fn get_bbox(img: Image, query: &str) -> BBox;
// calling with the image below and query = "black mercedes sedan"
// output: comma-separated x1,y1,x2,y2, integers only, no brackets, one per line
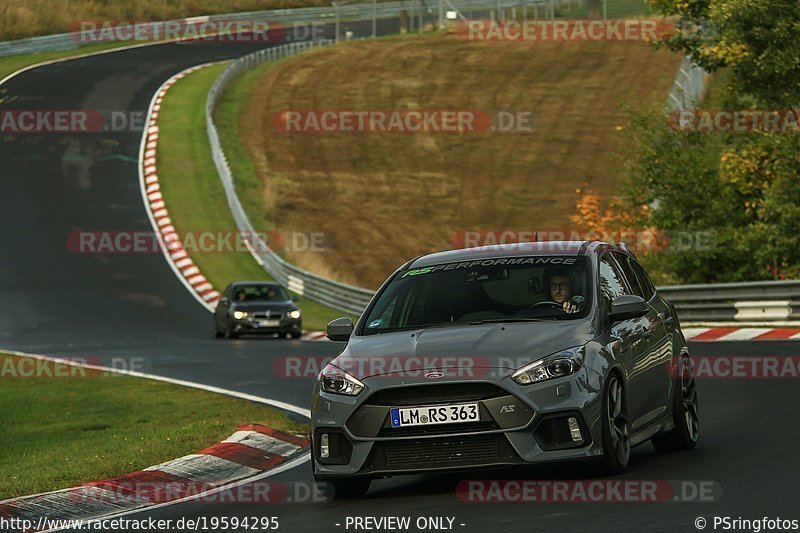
214,281,302,339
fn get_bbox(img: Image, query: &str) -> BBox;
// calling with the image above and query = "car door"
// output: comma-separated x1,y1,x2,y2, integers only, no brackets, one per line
611,253,671,430
628,258,675,412
599,253,653,429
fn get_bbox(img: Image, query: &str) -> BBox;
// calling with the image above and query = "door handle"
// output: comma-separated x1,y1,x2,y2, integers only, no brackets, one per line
642,329,653,339
664,317,674,327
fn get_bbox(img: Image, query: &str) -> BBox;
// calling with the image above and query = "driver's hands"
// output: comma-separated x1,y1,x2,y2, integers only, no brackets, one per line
562,296,584,314
562,301,578,314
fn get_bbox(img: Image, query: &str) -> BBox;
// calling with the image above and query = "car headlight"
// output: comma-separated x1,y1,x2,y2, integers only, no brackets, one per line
288,310,301,319
319,363,364,396
233,311,247,320
510,346,585,385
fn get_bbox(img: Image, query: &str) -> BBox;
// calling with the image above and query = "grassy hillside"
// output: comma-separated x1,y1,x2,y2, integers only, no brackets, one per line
226,34,682,288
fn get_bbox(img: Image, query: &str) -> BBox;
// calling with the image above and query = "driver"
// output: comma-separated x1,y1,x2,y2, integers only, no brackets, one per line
235,289,247,302
544,266,582,314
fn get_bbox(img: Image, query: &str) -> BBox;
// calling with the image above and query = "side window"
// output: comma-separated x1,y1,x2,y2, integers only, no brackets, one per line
598,256,627,305
612,253,644,298
630,260,656,301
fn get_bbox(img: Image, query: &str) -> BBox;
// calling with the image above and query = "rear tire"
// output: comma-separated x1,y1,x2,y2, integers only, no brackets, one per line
596,373,630,475
652,355,699,452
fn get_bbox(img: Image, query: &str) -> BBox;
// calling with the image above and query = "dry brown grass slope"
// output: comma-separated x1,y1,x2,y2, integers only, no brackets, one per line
236,35,681,289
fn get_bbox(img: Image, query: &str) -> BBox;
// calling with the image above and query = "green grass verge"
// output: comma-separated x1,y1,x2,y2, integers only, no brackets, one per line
155,63,352,332
0,354,306,499
0,42,153,82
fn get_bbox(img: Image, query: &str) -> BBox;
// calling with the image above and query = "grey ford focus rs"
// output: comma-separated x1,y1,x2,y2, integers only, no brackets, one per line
311,241,699,497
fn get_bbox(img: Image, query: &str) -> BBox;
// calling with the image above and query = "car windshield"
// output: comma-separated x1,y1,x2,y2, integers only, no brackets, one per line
362,256,591,335
232,285,289,302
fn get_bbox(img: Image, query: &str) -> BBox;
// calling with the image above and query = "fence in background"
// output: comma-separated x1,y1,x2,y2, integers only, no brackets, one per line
665,55,708,110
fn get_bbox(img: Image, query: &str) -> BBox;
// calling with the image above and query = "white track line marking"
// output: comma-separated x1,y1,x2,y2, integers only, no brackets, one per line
0,348,310,417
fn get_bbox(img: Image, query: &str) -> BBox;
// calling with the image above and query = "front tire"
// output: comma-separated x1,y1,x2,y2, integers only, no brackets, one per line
223,320,238,340
652,355,699,452
597,373,630,475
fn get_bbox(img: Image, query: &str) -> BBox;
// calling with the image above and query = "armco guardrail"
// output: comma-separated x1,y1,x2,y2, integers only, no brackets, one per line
206,39,375,316
658,280,800,322
1,0,560,58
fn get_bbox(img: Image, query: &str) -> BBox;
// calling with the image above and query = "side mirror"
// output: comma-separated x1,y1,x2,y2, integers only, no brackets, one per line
292,295,301,302
326,317,354,342
219,297,229,305
608,295,648,323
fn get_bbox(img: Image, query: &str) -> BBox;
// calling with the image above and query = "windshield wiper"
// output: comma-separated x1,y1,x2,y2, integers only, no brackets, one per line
467,318,556,325
376,322,458,334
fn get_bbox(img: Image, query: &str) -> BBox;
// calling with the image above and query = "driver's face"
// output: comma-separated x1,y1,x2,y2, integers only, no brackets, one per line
549,275,571,303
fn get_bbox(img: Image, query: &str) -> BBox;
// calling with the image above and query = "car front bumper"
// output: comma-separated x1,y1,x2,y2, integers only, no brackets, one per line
232,317,302,334
311,367,606,478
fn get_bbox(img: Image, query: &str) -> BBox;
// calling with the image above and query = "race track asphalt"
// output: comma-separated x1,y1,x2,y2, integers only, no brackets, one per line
1,24,798,533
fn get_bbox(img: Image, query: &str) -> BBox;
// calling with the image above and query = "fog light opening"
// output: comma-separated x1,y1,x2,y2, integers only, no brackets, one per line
320,433,330,458
567,416,583,442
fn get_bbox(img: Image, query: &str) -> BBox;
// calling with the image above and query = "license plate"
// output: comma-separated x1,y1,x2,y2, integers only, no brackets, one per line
390,402,480,428
258,319,280,327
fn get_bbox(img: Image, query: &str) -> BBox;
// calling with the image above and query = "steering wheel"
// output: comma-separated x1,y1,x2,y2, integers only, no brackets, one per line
527,300,564,311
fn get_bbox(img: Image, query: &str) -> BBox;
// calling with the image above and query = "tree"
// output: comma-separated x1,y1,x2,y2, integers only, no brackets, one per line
650,0,800,106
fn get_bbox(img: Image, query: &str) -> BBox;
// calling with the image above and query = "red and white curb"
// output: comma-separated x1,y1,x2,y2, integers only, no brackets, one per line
139,66,330,342
0,424,307,532
139,64,222,311
684,327,800,342
300,331,328,341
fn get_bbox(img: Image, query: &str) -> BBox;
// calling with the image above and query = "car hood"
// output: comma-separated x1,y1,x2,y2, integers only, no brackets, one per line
332,320,596,380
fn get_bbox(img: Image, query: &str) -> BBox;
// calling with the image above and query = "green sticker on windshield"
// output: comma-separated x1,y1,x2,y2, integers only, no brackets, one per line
401,267,434,278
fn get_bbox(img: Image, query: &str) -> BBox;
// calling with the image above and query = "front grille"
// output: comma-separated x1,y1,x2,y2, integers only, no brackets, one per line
364,383,507,407
378,421,499,437
251,311,282,319
383,435,500,467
